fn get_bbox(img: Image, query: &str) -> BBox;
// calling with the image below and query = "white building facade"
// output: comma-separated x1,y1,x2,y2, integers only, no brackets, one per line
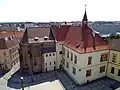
59,45,109,85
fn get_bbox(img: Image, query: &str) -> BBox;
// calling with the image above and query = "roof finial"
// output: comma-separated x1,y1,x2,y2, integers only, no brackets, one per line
85,4,87,11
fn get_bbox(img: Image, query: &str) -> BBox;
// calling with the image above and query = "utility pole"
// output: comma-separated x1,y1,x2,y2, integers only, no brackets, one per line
21,77,24,90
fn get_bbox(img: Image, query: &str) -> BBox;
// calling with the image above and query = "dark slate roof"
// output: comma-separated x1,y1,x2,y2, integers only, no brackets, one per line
109,39,120,51
21,27,55,43
43,47,56,53
91,24,120,34
27,27,50,38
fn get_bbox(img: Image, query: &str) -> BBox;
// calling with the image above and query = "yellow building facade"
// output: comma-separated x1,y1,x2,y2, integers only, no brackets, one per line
107,50,120,81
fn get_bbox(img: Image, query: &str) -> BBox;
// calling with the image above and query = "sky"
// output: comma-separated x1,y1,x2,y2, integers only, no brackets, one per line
0,0,120,22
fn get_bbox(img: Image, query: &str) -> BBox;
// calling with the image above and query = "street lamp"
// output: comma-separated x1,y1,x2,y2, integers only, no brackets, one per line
21,77,24,90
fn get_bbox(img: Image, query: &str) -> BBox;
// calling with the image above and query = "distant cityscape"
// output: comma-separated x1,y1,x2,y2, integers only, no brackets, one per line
1,21,120,35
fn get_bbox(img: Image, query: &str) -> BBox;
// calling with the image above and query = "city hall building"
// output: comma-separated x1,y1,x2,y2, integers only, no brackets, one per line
20,10,111,85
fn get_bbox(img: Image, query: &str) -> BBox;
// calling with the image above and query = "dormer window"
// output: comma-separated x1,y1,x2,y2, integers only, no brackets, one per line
44,36,48,40
34,37,39,41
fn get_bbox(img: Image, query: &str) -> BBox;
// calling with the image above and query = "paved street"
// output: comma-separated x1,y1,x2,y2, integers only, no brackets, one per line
8,70,120,90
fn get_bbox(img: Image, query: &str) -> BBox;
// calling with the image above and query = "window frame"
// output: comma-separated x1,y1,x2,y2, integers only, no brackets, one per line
88,56,92,65
111,67,115,74
72,67,76,75
71,52,73,61
67,50,69,58
100,65,105,73
112,53,117,63
118,69,120,76
100,53,108,62
66,61,69,68
74,55,77,64
86,69,91,77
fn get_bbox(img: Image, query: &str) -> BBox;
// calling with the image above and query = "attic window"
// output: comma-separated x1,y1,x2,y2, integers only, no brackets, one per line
76,43,80,48
34,37,39,41
44,36,48,40
67,40,71,44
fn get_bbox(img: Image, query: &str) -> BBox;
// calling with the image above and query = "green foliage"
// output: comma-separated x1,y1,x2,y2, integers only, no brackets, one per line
103,34,120,41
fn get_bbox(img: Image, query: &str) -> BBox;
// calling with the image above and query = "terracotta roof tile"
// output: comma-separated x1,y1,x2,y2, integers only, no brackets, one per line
0,31,24,37
63,25,108,53
55,25,70,41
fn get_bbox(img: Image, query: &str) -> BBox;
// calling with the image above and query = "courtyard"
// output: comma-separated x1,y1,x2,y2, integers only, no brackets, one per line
8,70,120,90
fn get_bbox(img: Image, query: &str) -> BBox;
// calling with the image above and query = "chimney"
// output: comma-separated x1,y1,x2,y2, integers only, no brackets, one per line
92,31,96,50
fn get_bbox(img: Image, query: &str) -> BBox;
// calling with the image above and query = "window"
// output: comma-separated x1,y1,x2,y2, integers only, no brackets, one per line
28,51,30,54
112,53,117,63
67,50,69,58
118,69,120,76
53,53,55,56
88,56,92,65
45,63,47,66
71,52,73,61
111,67,115,74
50,62,51,65
46,54,48,57
100,53,108,62
63,47,65,55
62,58,65,65
14,61,16,65
59,51,62,55
74,55,77,64
49,54,51,56
72,67,76,75
54,61,56,64
86,69,91,77
100,66,105,73
34,59,37,66
66,61,69,68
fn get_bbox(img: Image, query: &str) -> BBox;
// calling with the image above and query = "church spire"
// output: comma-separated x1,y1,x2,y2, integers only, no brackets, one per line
82,5,88,23
82,5,88,53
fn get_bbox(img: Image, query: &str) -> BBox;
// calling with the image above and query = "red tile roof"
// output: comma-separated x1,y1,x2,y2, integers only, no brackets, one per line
0,31,24,38
55,25,70,41
64,25,109,53
0,38,19,49
54,24,109,53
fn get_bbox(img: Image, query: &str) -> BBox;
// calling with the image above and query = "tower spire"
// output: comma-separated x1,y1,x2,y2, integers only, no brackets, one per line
82,4,88,53
82,4,88,22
